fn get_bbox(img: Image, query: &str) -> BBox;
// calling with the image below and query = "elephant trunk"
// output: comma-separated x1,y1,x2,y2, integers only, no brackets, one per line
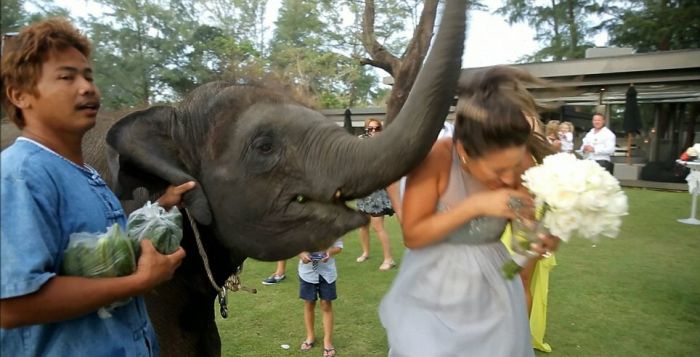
331,0,466,198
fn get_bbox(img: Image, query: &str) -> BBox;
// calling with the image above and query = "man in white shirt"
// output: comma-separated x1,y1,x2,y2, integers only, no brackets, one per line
581,113,616,174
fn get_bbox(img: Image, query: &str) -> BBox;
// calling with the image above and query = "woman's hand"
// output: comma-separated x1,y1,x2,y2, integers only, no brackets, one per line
529,234,561,258
156,181,196,210
471,189,534,220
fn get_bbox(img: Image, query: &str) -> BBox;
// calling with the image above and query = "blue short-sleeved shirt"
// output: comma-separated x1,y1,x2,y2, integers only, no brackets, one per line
298,239,343,284
1,138,158,356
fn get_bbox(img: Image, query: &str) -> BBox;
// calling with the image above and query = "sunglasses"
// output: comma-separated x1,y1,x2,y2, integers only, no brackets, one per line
366,126,382,133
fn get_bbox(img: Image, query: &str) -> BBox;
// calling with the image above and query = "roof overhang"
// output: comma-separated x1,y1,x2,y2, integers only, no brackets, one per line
459,49,700,106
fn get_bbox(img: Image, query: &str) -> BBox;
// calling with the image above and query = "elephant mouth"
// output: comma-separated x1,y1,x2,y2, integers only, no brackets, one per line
287,189,369,232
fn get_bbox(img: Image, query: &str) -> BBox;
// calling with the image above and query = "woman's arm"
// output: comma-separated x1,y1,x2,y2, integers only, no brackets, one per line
402,141,533,249
386,180,402,222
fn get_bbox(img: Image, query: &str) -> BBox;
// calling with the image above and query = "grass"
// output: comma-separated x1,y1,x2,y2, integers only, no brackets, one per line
217,188,700,356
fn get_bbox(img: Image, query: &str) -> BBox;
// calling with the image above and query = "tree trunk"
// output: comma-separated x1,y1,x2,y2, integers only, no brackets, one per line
360,0,440,125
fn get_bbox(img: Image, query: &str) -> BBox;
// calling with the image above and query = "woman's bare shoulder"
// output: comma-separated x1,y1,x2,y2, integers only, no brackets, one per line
430,138,453,164
413,137,452,176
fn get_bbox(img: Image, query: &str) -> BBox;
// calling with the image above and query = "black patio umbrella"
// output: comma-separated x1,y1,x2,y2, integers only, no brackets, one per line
623,84,643,163
343,108,353,134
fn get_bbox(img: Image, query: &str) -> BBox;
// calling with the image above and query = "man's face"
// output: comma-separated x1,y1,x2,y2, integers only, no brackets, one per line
592,115,605,130
17,47,101,136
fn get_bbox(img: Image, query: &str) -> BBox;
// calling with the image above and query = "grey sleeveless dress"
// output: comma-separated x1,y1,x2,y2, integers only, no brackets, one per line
379,149,534,357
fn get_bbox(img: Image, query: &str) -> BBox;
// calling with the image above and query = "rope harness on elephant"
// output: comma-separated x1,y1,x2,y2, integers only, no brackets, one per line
184,209,256,319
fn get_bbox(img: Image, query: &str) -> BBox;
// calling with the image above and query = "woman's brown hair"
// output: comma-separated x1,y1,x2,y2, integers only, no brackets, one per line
364,118,383,129
453,65,552,159
1,17,91,128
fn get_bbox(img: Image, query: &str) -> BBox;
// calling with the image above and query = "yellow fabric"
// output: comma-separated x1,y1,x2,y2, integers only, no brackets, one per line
501,224,557,352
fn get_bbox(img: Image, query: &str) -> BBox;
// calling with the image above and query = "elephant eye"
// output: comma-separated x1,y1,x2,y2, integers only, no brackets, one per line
246,134,280,173
252,136,274,155
259,143,272,153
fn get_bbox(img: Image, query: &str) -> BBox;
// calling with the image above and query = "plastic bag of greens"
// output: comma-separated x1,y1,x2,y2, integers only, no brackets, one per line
61,223,137,318
127,201,183,255
61,223,137,278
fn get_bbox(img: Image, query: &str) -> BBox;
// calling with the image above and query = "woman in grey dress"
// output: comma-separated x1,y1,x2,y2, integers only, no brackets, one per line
379,66,560,357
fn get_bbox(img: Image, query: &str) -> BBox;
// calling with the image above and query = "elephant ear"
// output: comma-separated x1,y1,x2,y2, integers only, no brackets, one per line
106,106,212,225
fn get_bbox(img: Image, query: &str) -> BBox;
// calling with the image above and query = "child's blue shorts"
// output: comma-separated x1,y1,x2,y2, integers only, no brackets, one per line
299,275,337,301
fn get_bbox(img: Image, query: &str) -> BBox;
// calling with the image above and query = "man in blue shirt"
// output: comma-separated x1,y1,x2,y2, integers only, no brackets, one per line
1,18,192,356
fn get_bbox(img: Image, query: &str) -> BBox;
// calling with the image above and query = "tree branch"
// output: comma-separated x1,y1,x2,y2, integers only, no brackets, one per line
402,0,439,62
358,57,393,76
361,0,399,73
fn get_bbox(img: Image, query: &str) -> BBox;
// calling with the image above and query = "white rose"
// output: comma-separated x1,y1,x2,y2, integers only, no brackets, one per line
547,188,579,210
606,191,629,217
599,216,622,238
579,189,609,211
543,211,579,242
576,211,605,239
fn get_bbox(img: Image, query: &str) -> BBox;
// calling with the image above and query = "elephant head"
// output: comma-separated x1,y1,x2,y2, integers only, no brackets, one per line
107,0,467,261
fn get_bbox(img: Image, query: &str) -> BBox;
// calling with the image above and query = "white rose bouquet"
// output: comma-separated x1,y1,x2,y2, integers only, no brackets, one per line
502,153,629,279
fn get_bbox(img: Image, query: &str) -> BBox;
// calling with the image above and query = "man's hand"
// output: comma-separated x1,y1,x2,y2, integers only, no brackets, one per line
156,181,196,210
134,239,185,290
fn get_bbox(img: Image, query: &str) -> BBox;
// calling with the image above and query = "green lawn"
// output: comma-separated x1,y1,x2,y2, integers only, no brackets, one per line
217,188,700,356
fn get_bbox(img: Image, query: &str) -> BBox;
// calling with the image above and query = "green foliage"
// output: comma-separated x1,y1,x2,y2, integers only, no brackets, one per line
267,0,380,108
217,188,700,356
602,0,700,52
85,0,195,108
496,0,604,61
1,0,69,34
1,0,28,34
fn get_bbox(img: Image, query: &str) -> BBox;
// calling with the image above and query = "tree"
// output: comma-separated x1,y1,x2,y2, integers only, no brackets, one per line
194,0,269,80
496,0,604,62
357,0,440,123
602,0,700,52
602,1,699,158
1,0,69,35
196,0,268,55
85,0,200,108
267,0,379,108
2,0,28,34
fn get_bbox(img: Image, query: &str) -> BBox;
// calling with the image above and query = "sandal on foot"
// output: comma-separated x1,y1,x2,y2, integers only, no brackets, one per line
379,260,396,271
300,340,314,352
356,255,369,263
323,347,336,357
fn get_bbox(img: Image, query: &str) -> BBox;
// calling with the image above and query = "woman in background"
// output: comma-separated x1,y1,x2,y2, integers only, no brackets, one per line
355,118,396,271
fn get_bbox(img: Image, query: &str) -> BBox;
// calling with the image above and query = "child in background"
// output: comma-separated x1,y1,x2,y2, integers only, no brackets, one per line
558,121,574,153
298,239,343,357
